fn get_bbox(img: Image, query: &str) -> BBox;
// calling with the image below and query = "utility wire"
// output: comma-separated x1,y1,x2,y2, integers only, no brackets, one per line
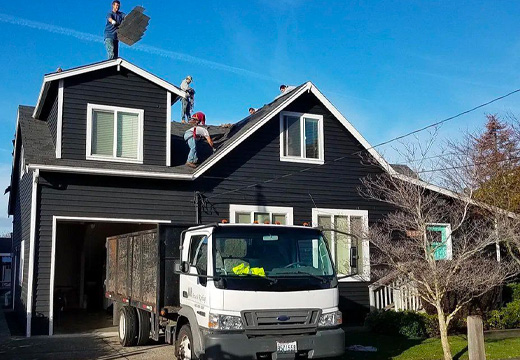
416,155,520,174
204,87,520,200
355,87,520,154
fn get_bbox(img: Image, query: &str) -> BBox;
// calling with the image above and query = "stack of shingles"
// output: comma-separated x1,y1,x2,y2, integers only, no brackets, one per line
118,6,150,46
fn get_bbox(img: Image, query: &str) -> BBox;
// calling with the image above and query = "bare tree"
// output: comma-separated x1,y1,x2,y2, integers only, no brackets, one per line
360,140,520,360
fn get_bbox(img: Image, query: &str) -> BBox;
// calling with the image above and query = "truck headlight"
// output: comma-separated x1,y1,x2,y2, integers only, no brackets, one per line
318,310,342,327
208,313,244,330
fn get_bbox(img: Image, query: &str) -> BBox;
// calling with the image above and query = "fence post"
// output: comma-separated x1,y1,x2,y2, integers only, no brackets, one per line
368,286,376,311
467,315,486,360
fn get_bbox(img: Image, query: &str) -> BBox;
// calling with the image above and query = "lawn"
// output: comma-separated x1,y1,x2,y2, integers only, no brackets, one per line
343,330,520,360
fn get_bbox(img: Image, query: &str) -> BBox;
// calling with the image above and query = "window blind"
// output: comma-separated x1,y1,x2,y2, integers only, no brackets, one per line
117,112,139,159
92,110,114,156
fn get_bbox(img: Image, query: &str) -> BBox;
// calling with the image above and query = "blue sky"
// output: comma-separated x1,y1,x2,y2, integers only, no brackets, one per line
0,1,519,234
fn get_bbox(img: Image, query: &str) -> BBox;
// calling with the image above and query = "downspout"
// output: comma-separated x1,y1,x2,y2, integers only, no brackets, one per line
194,191,201,225
26,169,39,337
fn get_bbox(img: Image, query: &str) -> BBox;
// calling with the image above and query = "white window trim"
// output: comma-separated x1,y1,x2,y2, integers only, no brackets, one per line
229,204,294,225
86,103,144,164
312,208,370,282
19,241,24,286
279,111,324,164
427,223,453,260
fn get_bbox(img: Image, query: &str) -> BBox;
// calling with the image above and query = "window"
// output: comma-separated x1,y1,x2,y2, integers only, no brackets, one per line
426,224,452,260
19,242,24,286
189,235,208,286
312,208,369,280
229,205,293,225
280,111,324,164
86,103,144,163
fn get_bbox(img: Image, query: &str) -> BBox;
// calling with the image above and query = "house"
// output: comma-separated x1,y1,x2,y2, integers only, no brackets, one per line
9,58,454,337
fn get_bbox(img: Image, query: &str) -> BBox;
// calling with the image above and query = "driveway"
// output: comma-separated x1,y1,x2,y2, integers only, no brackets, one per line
0,331,175,360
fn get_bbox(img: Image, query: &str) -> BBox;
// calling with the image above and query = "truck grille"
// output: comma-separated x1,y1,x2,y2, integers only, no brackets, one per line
241,309,320,336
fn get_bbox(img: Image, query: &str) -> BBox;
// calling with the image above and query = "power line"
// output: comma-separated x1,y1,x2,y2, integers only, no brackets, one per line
357,87,520,154
416,155,520,174
204,87,520,200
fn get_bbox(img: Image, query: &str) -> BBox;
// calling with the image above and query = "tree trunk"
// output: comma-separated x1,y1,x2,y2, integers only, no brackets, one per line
437,308,453,360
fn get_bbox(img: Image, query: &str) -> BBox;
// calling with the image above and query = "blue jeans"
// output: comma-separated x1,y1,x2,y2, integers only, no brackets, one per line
181,98,192,122
184,134,198,163
105,38,119,59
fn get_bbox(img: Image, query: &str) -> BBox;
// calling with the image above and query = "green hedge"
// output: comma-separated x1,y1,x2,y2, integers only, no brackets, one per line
486,283,520,330
364,310,465,339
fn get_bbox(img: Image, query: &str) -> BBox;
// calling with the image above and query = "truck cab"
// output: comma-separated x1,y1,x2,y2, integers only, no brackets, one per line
176,224,345,359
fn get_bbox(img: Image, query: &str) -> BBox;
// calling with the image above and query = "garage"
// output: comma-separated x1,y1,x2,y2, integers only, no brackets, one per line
51,219,157,334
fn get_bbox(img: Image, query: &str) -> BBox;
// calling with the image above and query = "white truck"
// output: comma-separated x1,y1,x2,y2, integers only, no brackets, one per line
105,223,345,359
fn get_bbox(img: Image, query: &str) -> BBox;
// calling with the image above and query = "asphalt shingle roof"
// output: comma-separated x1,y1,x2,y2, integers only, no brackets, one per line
18,83,306,176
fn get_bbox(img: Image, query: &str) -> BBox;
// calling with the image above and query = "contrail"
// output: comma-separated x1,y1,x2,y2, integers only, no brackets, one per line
0,13,276,81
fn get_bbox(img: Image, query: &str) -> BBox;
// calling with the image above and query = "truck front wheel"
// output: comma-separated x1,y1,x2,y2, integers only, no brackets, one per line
176,324,197,360
119,306,138,347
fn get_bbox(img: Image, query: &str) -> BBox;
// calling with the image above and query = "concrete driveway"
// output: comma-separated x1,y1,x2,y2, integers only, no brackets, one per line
0,331,175,360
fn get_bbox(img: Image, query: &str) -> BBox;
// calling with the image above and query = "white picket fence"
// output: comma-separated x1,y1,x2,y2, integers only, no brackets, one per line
368,274,422,312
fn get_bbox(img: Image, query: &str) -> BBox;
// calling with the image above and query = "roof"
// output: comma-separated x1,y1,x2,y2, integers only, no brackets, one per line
33,58,186,119
22,80,396,179
17,80,518,218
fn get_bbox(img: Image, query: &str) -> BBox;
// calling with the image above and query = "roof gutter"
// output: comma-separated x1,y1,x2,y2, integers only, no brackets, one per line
28,164,194,180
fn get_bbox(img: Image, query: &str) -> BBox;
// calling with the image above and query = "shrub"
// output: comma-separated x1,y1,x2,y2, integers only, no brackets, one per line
486,299,520,330
364,310,427,339
364,310,466,338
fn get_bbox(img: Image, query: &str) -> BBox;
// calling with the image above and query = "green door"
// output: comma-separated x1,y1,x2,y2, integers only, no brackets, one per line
427,225,448,260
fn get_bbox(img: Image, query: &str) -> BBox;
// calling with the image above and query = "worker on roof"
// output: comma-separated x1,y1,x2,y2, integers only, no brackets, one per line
248,107,256,115
104,0,126,59
184,112,215,168
275,84,296,99
180,75,194,123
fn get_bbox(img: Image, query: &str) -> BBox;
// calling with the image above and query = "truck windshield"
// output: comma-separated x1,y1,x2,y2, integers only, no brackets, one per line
213,226,335,289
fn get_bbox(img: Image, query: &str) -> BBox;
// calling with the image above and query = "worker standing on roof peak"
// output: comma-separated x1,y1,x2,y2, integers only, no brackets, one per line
180,75,194,123
184,112,215,168
104,0,126,59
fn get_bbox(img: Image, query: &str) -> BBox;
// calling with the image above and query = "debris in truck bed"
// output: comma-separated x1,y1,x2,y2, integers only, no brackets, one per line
117,6,150,46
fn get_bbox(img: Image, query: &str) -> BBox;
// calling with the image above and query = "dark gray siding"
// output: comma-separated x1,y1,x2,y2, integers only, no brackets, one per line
46,95,58,147
31,91,392,333
61,67,167,166
12,132,33,327
339,282,371,324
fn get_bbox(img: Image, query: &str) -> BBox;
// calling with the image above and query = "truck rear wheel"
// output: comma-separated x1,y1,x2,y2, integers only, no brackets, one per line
136,308,151,346
176,324,197,360
119,306,138,347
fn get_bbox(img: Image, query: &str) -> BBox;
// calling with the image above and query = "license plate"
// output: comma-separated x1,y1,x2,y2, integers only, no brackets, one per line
276,341,297,353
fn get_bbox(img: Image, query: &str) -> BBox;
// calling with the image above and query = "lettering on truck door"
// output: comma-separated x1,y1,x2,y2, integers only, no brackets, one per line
180,231,211,326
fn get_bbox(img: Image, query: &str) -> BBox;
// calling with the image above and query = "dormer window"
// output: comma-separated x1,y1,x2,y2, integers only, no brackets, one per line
86,103,144,163
280,111,324,164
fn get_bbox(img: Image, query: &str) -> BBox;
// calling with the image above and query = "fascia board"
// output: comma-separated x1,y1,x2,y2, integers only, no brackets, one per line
33,59,186,119
28,164,194,180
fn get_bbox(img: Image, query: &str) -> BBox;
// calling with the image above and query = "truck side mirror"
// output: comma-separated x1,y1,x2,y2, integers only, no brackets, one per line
181,261,190,273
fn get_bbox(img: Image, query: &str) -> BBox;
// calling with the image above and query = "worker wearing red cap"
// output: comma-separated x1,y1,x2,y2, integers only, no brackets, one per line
183,112,215,168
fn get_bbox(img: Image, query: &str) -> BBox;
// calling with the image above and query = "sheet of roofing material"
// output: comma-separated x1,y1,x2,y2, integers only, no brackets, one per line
118,6,150,46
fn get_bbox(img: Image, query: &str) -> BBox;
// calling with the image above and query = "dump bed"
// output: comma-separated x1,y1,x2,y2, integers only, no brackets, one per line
105,224,189,312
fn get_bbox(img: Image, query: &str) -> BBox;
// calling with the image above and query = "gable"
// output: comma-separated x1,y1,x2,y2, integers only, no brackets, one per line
204,90,385,184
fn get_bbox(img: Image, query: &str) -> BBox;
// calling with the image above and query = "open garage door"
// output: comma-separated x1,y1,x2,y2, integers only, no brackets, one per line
52,220,156,335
